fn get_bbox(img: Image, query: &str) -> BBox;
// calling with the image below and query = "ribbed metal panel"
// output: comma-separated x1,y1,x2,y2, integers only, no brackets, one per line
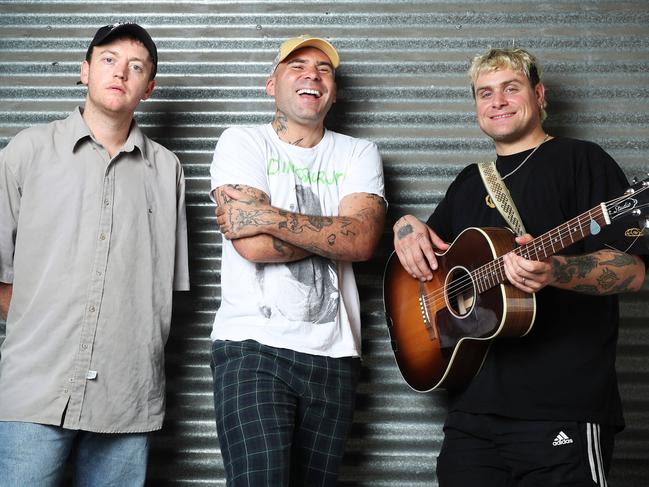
1,1,648,485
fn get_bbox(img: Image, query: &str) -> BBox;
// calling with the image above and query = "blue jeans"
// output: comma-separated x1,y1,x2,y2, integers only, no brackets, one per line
0,421,149,487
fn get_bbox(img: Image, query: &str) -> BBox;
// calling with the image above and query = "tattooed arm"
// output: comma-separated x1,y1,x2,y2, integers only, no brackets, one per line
215,185,386,262
549,250,645,295
503,234,646,295
213,185,312,263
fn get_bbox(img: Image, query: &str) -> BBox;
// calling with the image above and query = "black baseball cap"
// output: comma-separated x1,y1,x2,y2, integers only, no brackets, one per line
86,23,158,79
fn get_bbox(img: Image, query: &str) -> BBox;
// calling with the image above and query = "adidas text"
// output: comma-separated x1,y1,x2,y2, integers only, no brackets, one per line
552,431,574,447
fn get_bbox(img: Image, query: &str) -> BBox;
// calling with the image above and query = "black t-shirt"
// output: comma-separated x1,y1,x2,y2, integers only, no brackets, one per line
427,137,649,428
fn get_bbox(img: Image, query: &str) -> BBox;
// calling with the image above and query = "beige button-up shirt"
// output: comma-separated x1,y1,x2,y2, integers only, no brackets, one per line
0,108,189,433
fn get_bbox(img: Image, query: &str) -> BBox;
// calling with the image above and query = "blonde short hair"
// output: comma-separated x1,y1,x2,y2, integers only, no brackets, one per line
469,48,547,122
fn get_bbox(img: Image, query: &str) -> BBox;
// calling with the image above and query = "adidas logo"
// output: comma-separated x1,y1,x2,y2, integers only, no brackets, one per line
552,431,574,446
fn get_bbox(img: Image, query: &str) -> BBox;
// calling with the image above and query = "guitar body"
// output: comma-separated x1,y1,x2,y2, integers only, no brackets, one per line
383,227,536,392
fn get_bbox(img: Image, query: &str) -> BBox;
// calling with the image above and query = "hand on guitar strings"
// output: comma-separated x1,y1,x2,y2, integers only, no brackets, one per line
393,215,449,281
503,234,554,293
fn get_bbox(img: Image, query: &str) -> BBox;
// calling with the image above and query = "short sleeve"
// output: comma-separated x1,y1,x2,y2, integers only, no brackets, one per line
426,164,476,243
209,127,270,203
173,159,190,291
339,140,385,202
0,144,22,283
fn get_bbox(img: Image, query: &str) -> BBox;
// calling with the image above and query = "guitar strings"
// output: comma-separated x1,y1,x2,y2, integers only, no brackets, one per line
450,184,648,301
420,206,607,308
419,185,648,310
422,189,649,309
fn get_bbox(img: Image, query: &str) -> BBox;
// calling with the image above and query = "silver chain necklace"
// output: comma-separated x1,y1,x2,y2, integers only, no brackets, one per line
501,134,550,180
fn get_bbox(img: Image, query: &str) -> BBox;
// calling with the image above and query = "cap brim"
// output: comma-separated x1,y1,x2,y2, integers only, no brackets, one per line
278,38,340,68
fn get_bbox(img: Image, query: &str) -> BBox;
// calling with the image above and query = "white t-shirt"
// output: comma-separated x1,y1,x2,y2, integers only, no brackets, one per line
209,124,385,357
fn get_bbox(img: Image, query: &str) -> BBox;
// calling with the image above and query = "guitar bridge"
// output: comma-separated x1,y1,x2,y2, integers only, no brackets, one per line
419,282,437,342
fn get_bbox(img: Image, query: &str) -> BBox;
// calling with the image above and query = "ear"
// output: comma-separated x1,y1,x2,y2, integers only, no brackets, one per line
141,80,156,101
80,60,90,86
265,76,275,97
534,82,545,109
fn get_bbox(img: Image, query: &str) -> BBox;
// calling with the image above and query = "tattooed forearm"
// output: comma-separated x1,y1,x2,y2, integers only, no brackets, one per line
272,237,292,257
551,250,645,295
278,210,342,235
551,255,598,284
608,275,636,293
572,284,599,294
259,192,384,262
306,215,335,230
597,267,619,290
600,252,636,267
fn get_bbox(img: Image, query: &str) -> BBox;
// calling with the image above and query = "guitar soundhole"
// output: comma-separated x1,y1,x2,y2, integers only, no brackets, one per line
445,266,475,319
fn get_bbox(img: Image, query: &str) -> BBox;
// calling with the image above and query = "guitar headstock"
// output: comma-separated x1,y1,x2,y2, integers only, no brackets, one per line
606,175,649,224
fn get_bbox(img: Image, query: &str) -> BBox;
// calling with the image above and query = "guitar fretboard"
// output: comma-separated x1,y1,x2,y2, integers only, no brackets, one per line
474,204,608,294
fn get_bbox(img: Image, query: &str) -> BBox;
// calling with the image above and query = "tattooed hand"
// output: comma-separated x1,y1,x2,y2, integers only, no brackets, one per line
392,215,449,281
215,185,274,240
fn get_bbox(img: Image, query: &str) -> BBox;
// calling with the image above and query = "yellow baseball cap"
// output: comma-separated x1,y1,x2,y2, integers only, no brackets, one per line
271,35,340,72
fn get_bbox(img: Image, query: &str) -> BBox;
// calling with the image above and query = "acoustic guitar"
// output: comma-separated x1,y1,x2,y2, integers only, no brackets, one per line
383,176,649,392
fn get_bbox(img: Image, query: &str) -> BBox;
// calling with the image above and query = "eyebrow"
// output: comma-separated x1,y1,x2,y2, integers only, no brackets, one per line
96,48,146,63
475,78,524,93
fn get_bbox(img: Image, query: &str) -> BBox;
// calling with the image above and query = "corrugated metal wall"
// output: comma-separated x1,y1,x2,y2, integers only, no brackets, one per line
1,1,648,485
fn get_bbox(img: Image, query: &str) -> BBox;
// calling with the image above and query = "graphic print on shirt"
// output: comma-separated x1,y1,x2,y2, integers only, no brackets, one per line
255,184,339,324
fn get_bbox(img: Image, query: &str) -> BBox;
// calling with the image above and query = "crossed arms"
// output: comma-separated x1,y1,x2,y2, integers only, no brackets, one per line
213,184,386,263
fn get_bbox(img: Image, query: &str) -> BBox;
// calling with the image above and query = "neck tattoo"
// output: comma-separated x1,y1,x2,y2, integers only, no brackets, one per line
501,133,550,180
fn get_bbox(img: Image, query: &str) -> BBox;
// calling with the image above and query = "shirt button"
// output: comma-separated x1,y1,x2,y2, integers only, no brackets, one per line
63,388,68,393
89,306,95,313
81,343,88,350
68,377,74,383
99,233,106,240
96,271,102,277
104,199,110,206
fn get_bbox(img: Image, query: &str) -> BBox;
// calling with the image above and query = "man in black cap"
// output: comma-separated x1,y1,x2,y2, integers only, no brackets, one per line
0,23,189,486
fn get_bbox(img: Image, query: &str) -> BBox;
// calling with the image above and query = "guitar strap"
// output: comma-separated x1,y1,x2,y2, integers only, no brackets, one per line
478,161,527,236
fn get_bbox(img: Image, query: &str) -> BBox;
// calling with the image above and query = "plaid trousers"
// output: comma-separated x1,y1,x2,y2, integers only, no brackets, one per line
211,339,360,487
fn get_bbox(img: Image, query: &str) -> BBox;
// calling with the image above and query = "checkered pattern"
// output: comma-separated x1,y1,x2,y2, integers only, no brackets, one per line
211,340,360,487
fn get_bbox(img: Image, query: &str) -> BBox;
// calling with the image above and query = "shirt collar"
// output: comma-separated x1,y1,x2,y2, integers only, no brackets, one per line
69,107,150,166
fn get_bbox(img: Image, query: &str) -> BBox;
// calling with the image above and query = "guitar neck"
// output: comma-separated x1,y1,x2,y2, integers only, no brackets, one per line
474,203,610,293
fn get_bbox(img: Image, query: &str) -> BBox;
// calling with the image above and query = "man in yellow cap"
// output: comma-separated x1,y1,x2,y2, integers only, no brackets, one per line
209,35,386,486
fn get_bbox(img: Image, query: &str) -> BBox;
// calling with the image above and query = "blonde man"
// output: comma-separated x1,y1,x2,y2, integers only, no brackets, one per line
393,48,647,486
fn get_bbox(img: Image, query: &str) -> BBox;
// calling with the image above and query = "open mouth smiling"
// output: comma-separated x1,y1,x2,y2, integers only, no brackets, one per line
491,112,515,120
297,88,322,98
